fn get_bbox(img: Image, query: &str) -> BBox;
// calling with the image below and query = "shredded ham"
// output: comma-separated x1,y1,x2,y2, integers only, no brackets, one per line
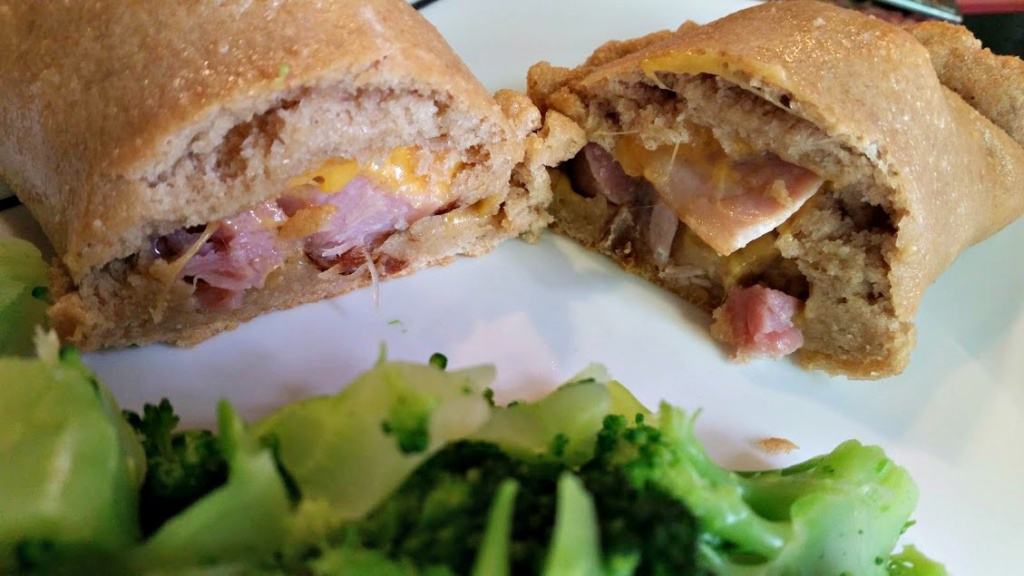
713,285,804,358
278,176,426,270
160,203,285,310
151,173,440,311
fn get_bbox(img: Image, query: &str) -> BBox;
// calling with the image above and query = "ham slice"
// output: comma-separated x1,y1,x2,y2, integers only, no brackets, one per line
712,285,804,358
643,146,823,256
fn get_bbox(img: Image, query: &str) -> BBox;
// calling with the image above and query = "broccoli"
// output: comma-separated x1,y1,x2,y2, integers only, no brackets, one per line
130,401,292,570
123,399,228,535
887,546,948,576
283,439,700,575
254,361,496,523
381,388,437,454
0,337,141,574
592,407,929,576
0,351,946,575
0,238,50,356
429,353,448,370
344,441,560,574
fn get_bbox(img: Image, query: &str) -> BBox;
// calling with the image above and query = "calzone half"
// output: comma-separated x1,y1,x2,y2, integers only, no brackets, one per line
529,0,1024,378
0,0,581,350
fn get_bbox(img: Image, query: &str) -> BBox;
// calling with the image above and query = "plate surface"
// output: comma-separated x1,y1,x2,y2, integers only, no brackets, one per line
2,1,1022,573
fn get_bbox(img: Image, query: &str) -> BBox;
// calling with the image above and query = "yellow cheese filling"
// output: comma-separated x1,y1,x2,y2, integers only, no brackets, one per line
640,51,789,89
288,146,460,199
613,133,751,197
566,132,787,287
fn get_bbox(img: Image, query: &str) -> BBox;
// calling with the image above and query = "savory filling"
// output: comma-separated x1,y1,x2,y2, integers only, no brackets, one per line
147,147,461,310
564,133,816,359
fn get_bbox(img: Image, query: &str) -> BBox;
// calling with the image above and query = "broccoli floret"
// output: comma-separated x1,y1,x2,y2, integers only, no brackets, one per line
578,451,702,575
887,546,948,576
0,238,50,356
300,439,699,576
350,442,559,574
380,388,437,455
593,406,923,576
428,353,448,371
124,399,228,535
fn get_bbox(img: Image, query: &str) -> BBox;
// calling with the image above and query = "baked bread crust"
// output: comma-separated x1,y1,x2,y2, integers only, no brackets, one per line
530,0,1024,377
909,21,1024,147
2,0,586,350
0,0,512,279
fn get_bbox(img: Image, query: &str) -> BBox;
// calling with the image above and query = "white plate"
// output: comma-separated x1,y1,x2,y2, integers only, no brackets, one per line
2,1,1022,573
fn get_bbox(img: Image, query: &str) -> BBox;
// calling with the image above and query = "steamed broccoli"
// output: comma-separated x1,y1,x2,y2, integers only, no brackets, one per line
130,401,292,570
592,407,924,576
0,346,946,576
0,238,49,356
123,400,228,535
887,546,948,576
0,337,141,574
283,437,700,575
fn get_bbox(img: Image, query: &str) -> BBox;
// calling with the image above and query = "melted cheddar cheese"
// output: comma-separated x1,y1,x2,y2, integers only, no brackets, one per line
288,147,454,199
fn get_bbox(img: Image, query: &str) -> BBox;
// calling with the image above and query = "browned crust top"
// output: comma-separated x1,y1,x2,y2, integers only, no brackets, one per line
0,0,498,176
0,0,509,274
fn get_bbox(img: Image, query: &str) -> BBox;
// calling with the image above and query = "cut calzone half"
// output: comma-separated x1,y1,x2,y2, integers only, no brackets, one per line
529,0,1024,378
0,0,581,350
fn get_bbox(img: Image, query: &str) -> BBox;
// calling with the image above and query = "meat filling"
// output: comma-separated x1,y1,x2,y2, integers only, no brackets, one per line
150,148,456,310
711,285,804,359
568,139,814,358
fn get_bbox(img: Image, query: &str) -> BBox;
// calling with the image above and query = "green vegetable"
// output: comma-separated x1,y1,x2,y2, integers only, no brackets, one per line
307,543,429,576
429,353,448,370
594,405,921,576
0,351,945,575
471,365,648,465
887,545,948,576
316,434,699,574
131,401,290,569
124,399,228,535
343,441,556,574
578,449,700,575
541,473,602,576
0,338,140,573
255,359,495,523
0,238,49,356
470,480,518,576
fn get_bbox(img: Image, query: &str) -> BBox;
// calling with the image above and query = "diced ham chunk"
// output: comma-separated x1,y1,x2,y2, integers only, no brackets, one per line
571,143,640,205
712,285,804,358
651,151,823,256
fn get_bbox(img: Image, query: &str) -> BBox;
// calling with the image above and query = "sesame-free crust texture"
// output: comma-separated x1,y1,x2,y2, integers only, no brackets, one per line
529,1,1024,378
0,0,584,350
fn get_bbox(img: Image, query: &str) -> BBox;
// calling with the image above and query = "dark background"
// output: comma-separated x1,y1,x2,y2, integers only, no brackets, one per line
967,14,1024,55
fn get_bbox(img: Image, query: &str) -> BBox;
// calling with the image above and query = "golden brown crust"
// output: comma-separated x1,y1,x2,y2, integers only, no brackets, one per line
909,21,1024,147
529,0,1024,377
0,0,510,278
